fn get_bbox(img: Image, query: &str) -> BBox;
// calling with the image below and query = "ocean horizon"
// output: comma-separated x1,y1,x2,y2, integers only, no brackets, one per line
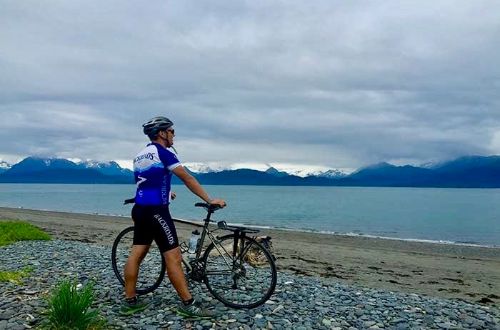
1,183,499,247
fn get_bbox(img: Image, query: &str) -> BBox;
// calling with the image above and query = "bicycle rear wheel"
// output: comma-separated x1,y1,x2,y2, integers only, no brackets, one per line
111,226,166,295
203,234,277,309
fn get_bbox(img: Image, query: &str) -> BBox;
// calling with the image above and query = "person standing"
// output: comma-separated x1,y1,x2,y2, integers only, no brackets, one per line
120,116,226,318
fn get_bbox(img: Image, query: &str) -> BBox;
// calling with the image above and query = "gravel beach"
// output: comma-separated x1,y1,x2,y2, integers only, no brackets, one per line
1,240,499,329
1,207,499,329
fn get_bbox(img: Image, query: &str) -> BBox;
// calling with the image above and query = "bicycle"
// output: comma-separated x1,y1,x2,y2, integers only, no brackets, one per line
111,202,277,309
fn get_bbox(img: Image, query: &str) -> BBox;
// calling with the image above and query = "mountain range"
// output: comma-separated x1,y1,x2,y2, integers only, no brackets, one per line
0,155,499,188
0,158,132,184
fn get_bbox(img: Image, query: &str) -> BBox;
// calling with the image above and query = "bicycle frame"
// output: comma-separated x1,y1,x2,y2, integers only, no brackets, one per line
178,208,231,274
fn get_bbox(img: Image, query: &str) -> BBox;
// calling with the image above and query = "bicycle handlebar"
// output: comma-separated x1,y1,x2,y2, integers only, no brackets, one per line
123,198,135,205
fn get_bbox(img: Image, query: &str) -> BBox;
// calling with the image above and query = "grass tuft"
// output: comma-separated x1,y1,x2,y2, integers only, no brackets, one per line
0,266,34,284
0,220,51,246
42,280,106,330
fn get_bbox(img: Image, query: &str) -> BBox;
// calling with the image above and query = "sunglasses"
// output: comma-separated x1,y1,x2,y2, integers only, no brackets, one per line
166,128,175,135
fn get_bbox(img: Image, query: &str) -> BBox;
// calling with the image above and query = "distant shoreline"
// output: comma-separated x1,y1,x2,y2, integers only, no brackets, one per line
1,206,499,308
211,222,500,249
3,204,499,248
2,181,500,188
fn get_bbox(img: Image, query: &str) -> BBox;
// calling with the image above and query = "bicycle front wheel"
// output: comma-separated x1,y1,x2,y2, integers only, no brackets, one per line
203,234,277,309
111,226,166,295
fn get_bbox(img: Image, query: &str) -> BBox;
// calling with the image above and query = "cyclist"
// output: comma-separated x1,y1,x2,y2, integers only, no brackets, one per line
121,116,226,318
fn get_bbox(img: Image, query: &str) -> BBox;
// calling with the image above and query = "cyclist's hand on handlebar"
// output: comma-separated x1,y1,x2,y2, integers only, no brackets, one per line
210,199,227,208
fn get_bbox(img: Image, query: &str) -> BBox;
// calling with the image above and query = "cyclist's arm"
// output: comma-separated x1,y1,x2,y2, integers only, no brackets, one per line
172,166,226,207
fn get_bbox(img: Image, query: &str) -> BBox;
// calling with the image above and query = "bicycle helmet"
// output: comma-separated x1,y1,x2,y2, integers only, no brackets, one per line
142,116,173,136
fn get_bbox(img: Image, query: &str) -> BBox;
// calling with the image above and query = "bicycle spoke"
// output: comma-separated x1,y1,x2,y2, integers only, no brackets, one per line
203,235,277,308
111,226,165,295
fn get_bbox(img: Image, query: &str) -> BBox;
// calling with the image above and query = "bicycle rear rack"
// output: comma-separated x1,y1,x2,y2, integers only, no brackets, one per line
217,220,260,234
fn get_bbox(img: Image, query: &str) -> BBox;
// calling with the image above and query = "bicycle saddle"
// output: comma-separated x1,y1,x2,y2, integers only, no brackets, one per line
195,202,223,213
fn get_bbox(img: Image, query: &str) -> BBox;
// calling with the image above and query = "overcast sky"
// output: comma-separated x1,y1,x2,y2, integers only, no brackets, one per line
1,1,499,171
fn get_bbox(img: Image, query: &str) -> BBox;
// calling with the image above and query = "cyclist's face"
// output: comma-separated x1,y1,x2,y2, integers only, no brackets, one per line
165,128,175,146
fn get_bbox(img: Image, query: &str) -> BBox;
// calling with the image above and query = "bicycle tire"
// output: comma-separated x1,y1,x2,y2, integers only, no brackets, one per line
203,234,277,309
111,226,166,295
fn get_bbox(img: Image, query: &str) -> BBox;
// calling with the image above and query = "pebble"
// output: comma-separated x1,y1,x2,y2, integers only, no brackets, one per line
363,320,377,327
0,240,499,329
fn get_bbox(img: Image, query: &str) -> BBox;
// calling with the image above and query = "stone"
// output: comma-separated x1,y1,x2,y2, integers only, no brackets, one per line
363,321,377,327
437,322,456,329
0,311,15,321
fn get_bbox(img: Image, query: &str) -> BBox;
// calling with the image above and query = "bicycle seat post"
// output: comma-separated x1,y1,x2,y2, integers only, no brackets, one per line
204,208,214,223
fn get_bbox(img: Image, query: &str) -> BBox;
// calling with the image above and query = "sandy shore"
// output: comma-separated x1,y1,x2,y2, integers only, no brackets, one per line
1,206,499,308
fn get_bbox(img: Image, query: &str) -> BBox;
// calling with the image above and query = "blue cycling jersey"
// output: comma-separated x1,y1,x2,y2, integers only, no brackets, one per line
133,142,181,206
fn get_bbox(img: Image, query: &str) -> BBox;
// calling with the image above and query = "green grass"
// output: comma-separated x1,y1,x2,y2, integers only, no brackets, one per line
42,280,106,330
0,221,49,285
0,220,51,246
0,266,34,284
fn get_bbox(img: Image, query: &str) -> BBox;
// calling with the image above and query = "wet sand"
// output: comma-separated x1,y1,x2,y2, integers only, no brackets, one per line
1,207,499,308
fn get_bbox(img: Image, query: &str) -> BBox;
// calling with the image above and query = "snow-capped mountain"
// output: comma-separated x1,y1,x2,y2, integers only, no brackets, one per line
184,162,229,174
77,160,132,176
184,162,351,178
0,157,132,177
312,169,348,178
0,156,133,183
5,157,78,174
0,161,11,169
0,160,12,173
1,155,500,187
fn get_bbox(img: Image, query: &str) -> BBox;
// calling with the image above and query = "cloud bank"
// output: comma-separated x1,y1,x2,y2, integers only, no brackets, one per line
1,1,499,170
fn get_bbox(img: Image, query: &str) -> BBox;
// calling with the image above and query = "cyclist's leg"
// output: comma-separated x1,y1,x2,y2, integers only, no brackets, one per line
165,246,214,318
152,207,214,318
124,244,150,298
163,247,191,300
125,204,154,298
150,206,190,299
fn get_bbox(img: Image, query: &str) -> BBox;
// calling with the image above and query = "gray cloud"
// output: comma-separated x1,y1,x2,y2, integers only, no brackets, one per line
1,1,499,169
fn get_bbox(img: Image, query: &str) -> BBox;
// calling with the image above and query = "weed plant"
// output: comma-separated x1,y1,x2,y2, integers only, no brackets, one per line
0,266,33,284
42,280,105,330
0,221,51,246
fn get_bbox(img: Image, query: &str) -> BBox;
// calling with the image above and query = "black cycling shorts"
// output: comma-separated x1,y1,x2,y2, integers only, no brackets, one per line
131,204,179,253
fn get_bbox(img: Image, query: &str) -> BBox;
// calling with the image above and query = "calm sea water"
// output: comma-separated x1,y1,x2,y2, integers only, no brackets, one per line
0,184,499,246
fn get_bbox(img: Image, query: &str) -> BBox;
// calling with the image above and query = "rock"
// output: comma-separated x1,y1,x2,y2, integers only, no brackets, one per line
437,322,456,329
390,318,406,324
272,305,284,314
363,321,377,327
